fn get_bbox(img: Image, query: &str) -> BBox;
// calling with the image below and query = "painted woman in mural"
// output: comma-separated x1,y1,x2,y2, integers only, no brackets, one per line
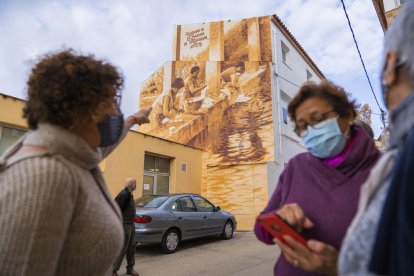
152,77,185,126
220,61,245,105
182,66,207,113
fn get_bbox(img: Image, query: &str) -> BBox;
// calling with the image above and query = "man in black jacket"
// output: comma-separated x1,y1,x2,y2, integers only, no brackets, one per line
113,178,138,276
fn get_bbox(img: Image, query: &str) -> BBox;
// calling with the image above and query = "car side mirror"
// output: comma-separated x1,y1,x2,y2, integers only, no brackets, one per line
215,206,221,211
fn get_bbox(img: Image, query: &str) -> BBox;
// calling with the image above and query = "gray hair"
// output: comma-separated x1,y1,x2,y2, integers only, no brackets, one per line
384,2,414,87
125,178,137,189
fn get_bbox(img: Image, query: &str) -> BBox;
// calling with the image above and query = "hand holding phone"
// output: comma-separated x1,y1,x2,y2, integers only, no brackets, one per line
257,213,308,247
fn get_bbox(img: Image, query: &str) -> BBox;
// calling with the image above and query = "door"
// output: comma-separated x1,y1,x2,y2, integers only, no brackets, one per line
192,196,223,235
142,173,170,195
142,175,155,196
143,154,170,195
172,196,203,238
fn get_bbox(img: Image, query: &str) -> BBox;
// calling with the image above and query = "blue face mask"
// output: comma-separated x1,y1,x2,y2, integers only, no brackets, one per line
302,117,347,158
97,113,124,147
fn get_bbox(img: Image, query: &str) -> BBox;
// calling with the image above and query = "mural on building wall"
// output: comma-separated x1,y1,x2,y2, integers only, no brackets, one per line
139,60,273,164
139,16,275,226
140,15,274,164
140,67,164,111
174,16,272,62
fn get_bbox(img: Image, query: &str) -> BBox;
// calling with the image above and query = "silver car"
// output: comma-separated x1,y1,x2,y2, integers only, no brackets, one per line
134,193,237,253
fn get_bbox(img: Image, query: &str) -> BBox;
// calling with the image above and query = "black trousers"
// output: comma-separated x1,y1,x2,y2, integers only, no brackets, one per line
113,223,136,272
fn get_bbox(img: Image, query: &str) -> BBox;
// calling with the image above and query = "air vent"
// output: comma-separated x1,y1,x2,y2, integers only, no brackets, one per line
180,163,187,172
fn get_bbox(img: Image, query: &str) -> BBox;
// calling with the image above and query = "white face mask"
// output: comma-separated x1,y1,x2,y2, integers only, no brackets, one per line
302,117,348,158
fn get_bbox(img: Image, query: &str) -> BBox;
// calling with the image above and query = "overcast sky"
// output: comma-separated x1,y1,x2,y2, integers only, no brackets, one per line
0,0,386,136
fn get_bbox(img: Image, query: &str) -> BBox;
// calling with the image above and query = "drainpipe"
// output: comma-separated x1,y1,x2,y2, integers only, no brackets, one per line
271,30,282,165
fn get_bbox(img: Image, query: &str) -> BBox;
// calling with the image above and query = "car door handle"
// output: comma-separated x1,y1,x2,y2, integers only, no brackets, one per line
178,217,183,220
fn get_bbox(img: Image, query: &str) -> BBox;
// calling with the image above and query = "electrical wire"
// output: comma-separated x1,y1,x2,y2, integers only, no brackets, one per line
275,72,386,118
274,72,301,88
339,0,387,127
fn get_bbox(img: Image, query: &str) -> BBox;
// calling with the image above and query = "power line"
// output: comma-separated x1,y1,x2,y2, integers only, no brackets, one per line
274,72,301,88
339,0,387,127
275,72,387,117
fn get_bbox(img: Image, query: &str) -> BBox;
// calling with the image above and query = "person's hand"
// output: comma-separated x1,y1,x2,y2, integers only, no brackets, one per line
276,203,314,232
126,107,152,128
275,237,338,276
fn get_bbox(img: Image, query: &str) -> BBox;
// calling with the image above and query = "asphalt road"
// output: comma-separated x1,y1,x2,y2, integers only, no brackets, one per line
118,232,280,276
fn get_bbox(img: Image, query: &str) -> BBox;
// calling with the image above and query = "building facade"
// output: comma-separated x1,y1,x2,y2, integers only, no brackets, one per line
138,15,324,229
372,0,407,31
0,14,324,230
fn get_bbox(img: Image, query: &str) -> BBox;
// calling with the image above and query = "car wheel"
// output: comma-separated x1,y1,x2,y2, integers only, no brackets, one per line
161,229,180,254
221,220,234,240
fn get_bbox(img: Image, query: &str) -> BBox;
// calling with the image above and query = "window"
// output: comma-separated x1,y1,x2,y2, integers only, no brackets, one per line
0,125,26,156
144,155,155,171
384,0,404,11
306,70,313,81
176,196,197,212
144,154,170,173
135,195,169,208
156,175,169,195
280,90,291,126
281,41,290,64
282,107,288,125
193,196,215,212
143,154,170,195
171,201,181,211
180,163,187,172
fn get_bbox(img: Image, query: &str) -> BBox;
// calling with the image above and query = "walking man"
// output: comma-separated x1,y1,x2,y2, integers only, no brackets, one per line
113,178,139,276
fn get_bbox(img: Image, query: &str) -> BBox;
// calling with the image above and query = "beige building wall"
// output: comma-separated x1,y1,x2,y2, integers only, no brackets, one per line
0,94,27,128
202,159,269,230
103,130,202,198
0,93,202,200
385,6,402,26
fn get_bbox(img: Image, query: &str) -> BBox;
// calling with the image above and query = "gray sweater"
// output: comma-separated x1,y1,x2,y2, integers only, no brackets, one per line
0,123,124,275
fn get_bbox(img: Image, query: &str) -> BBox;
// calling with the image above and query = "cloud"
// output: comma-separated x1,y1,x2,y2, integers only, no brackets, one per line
0,0,385,135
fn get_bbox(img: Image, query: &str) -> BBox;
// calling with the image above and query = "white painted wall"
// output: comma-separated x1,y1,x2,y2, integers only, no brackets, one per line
383,0,401,12
267,21,321,198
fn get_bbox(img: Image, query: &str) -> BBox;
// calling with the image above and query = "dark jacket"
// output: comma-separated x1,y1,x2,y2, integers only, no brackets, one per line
115,188,136,224
369,127,414,274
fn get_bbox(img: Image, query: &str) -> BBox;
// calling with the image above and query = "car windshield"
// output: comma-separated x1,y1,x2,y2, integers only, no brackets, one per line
135,196,169,208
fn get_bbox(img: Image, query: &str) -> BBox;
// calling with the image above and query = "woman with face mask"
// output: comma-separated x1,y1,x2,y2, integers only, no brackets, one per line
0,49,151,275
254,80,380,276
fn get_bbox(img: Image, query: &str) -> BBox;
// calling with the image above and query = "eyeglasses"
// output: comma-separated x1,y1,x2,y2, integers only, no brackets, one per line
294,110,336,137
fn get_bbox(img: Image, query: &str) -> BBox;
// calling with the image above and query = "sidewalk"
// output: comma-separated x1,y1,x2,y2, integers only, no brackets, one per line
118,231,279,276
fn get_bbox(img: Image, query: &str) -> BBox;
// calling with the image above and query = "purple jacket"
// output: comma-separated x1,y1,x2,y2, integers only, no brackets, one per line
254,126,380,276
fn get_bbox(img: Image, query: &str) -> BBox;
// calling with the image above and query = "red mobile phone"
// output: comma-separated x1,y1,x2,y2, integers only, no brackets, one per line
257,213,308,247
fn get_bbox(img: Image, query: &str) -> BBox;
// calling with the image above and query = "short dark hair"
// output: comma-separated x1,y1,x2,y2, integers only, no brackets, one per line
172,77,185,89
190,66,200,74
24,49,123,129
288,80,356,123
